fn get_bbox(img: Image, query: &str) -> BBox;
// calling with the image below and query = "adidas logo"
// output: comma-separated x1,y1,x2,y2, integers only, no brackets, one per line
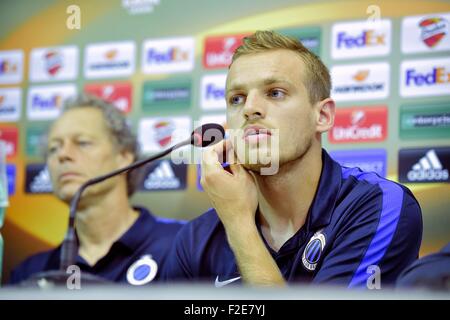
407,149,449,182
144,160,180,190
30,166,53,193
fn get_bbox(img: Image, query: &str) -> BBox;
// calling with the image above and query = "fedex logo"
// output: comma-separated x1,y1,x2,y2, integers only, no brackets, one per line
0,126,19,158
401,57,450,97
337,30,385,48
27,84,77,120
31,95,63,109
0,50,23,84
203,34,246,69
147,47,189,64
405,67,450,86
142,37,194,74
201,74,226,110
206,83,224,99
332,20,391,59
329,106,387,143
0,59,17,75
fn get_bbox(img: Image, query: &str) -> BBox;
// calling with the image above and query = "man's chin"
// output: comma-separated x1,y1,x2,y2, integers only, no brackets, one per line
235,149,279,174
56,193,74,204
241,162,276,174
55,187,79,203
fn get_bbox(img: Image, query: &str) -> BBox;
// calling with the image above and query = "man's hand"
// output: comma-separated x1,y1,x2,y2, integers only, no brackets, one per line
200,139,258,229
200,139,286,287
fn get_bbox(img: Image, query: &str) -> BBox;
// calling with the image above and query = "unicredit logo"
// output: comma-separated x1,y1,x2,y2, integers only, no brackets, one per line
206,37,235,66
330,106,387,143
407,149,449,182
332,124,382,141
84,82,132,114
0,127,18,157
203,35,245,69
2,141,15,157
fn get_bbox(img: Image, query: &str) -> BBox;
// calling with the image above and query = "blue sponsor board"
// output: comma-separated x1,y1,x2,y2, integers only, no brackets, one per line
329,149,387,177
139,159,187,191
6,164,16,196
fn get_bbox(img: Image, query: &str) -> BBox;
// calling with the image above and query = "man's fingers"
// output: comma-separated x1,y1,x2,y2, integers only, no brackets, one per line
211,139,233,164
228,163,242,175
201,140,225,174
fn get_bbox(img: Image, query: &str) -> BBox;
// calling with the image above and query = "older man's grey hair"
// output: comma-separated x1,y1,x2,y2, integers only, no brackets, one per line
55,93,141,196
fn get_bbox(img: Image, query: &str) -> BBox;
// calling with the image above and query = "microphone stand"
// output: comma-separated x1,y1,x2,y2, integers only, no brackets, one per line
19,122,224,288
22,137,193,288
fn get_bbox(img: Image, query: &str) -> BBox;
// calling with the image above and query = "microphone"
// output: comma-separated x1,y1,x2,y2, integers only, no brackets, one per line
23,124,224,287
191,122,226,147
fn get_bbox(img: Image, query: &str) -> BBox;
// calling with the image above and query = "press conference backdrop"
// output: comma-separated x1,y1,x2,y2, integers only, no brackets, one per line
1,0,450,284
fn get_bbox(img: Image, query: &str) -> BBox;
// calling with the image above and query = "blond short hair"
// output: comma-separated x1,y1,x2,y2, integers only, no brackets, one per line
231,30,331,105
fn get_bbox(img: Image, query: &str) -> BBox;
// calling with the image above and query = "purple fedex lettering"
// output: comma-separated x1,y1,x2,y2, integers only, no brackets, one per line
405,67,449,86
337,30,384,48
147,48,174,63
32,95,59,108
406,68,436,86
206,84,224,100
337,31,366,48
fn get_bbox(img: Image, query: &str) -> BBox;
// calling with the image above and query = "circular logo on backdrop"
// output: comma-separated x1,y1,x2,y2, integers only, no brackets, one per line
126,255,158,285
302,229,326,271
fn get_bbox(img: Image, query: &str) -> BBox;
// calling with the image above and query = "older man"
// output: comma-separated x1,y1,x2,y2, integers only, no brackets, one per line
10,94,184,286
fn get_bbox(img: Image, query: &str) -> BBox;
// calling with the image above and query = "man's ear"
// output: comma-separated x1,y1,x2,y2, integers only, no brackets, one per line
117,149,135,168
315,98,335,133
